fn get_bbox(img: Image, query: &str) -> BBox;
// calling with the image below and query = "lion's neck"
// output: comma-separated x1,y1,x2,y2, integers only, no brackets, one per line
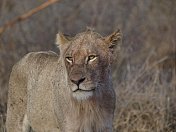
64,98,113,132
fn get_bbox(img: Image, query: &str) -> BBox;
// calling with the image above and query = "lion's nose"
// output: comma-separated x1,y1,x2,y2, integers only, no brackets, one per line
71,77,85,86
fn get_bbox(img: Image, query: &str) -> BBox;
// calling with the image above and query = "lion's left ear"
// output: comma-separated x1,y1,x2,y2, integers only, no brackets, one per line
104,29,122,53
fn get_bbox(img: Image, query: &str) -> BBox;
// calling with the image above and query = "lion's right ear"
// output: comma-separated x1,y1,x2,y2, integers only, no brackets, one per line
56,33,72,47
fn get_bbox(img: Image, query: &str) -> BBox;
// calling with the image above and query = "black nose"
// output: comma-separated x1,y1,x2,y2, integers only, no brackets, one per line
71,77,85,86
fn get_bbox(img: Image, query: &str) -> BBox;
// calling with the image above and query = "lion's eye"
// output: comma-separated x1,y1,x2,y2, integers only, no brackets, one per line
88,55,97,62
66,56,73,63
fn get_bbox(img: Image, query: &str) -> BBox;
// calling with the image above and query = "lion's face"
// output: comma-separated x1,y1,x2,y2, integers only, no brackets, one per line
57,30,121,100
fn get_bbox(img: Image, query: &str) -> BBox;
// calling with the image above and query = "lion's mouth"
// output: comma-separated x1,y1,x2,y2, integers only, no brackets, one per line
72,88,95,100
73,88,95,93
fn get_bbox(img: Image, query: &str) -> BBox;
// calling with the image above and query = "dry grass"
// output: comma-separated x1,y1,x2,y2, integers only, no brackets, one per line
113,59,176,132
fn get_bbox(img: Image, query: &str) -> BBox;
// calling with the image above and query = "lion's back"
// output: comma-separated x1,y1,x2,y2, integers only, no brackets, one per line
6,51,61,132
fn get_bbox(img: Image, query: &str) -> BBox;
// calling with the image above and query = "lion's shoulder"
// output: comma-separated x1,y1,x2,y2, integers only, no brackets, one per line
22,51,58,64
12,51,59,76
26,51,59,59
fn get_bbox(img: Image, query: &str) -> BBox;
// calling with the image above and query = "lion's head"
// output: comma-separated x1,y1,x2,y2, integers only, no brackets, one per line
56,29,122,101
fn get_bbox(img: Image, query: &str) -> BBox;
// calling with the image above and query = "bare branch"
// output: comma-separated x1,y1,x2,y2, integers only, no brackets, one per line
0,0,60,35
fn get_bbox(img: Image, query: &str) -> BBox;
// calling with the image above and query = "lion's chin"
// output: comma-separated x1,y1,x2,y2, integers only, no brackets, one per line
72,90,94,101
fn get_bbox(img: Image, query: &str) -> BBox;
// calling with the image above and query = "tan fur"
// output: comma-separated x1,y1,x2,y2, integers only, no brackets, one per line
6,29,122,132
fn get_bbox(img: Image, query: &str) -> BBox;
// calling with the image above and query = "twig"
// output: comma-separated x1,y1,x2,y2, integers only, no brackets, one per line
0,0,60,35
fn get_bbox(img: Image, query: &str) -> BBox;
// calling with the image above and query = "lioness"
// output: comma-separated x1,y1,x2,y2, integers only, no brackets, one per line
6,29,122,132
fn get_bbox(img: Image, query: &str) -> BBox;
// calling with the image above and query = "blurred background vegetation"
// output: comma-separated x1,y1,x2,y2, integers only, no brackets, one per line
0,0,175,131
